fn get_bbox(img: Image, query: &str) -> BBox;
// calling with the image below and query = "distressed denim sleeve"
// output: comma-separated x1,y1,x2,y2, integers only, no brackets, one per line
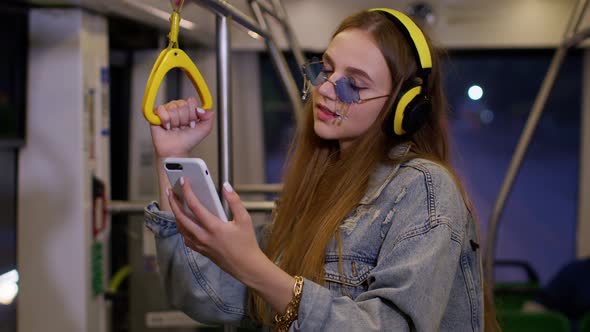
292,219,462,332
144,202,250,325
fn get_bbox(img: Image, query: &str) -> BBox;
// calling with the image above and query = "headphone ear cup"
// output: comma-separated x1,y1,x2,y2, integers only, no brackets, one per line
401,95,432,135
384,81,432,137
384,88,412,137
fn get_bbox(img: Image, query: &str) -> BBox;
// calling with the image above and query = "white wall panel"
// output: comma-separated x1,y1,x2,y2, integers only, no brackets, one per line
19,9,109,332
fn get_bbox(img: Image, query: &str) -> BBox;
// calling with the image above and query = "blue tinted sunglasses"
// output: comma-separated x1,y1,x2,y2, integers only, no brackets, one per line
301,60,390,104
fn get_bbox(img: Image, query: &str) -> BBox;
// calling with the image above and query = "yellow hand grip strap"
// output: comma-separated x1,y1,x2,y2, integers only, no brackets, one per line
142,48,213,125
142,11,213,126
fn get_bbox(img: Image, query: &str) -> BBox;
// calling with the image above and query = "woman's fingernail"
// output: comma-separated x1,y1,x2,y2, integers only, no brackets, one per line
166,188,170,197
197,107,205,114
223,181,233,193
190,121,196,128
180,176,185,186
166,123,171,130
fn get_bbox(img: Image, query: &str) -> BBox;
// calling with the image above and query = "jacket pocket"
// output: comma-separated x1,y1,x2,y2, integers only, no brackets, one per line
460,220,484,332
324,254,375,299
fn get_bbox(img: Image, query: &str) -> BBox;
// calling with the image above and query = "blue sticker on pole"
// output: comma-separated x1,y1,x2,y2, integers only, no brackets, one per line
101,67,109,84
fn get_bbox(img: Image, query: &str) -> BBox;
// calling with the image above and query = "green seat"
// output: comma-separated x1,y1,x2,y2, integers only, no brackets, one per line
495,282,540,311
494,260,541,311
580,312,590,332
495,282,540,290
497,311,570,332
494,259,540,311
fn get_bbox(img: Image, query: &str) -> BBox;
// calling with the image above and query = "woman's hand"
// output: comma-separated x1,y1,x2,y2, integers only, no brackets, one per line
150,97,215,158
167,177,265,280
167,178,298,314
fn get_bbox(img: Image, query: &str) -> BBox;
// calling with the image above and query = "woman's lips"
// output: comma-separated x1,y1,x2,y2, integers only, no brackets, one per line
316,104,337,122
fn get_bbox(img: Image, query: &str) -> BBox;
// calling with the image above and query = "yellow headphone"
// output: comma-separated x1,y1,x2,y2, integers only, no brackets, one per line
369,8,433,136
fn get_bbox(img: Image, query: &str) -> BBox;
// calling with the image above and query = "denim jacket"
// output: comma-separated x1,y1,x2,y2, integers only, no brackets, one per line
144,148,484,332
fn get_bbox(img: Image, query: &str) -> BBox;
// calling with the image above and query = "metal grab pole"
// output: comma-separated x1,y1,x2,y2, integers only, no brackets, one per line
271,0,306,70
484,0,590,301
249,0,304,126
235,183,282,194
252,0,306,70
196,0,270,39
565,27,590,49
217,14,233,219
216,14,236,332
192,0,305,126
107,201,275,215
253,0,284,24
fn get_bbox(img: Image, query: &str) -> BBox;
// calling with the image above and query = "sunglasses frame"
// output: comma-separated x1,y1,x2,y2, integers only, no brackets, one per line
301,60,390,104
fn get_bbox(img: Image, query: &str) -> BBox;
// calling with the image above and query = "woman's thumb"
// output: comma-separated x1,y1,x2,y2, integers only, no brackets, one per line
223,182,249,222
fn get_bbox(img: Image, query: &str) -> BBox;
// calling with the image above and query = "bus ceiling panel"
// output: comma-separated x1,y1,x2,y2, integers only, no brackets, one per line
19,0,586,50
79,0,268,49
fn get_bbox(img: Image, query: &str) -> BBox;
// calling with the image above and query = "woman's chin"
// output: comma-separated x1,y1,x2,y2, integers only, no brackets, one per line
313,120,338,140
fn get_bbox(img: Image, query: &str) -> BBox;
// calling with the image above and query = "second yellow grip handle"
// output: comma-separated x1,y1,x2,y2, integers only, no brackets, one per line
142,48,213,126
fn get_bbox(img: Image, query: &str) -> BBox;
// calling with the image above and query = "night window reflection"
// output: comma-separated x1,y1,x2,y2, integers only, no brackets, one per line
260,50,582,285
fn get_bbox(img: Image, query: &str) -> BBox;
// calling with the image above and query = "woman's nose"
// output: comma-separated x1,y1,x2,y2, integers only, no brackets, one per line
317,74,338,100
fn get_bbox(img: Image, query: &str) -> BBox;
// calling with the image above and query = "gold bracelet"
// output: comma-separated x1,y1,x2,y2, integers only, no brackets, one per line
274,276,304,332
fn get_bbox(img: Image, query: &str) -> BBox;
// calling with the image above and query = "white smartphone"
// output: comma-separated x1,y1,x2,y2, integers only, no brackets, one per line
163,157,228,222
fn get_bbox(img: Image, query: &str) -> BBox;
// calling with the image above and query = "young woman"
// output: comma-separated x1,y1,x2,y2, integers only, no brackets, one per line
145,8,496,331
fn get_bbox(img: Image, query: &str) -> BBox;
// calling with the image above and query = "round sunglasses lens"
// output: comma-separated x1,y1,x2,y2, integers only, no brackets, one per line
305,62,325,86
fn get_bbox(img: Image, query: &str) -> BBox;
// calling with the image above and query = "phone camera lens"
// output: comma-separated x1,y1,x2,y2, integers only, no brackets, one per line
165,163,183,170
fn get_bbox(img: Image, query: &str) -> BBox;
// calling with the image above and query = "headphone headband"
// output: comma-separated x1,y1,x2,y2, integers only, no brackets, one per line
369,8,434,137
368,8,432,72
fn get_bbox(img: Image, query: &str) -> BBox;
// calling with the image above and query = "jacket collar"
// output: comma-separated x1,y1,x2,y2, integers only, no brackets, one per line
359,143,411,205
